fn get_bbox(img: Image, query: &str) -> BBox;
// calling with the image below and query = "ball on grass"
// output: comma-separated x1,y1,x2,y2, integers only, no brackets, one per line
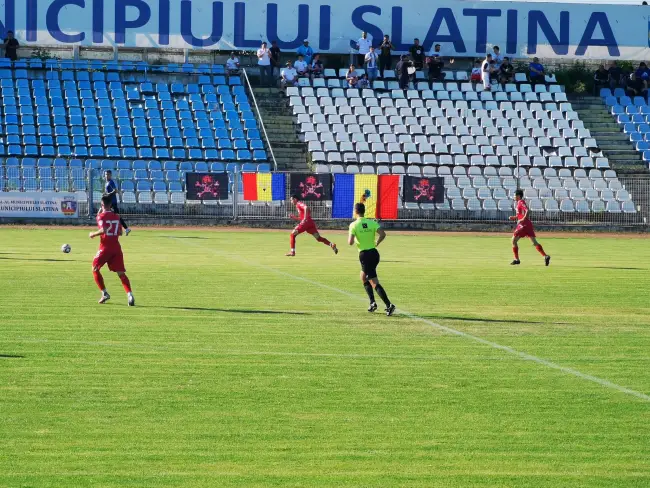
61,244,71,254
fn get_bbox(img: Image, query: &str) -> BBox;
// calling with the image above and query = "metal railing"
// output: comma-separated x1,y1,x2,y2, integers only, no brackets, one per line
242,68,279,171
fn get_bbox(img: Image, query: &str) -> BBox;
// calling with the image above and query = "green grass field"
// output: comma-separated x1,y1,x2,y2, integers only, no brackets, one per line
1,227,650,488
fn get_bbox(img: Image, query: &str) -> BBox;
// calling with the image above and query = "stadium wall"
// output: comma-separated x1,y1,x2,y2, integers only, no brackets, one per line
1,0,650,60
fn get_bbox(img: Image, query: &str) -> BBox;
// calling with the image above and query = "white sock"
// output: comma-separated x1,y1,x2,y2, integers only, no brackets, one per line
127,292,133,298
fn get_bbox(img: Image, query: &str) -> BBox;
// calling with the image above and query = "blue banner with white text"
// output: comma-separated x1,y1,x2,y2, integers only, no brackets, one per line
1,0,649,59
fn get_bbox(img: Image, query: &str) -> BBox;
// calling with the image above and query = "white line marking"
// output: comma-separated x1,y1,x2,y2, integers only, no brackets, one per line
176,238,650,403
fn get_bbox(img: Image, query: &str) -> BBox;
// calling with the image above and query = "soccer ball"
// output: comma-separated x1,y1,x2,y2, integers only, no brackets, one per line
61,244,71,254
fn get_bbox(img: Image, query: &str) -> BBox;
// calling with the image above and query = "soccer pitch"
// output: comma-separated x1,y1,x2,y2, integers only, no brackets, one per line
1,227,649,487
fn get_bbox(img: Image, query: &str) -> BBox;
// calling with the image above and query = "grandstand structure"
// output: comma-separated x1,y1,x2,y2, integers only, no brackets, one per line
0,58,269,208
0,56,646,225
287,69,642,220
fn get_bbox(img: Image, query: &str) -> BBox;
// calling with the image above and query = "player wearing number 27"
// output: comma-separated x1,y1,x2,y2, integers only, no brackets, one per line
89,194,135,306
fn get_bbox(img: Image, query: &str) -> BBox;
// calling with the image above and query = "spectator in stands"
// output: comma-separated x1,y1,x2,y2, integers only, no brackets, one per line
608,60,624,89
470,60,482,84
499,57,514,85
379,35,395,78
257,42,273,87
528,57,545,84
311,54,324,80
426,56,443,85
593,64,609,96
365,46,379,85
294,54,309,78
270,40,281,78
409,38,425,70
2,30,18,61
356,32,372,68
426,45,445,85
481,54,493,90
281,61,298,88
627,64,649,97
492,46,503,70
296,40,314,65
396,55,412,90
357,74,370,89
346,64,360,88
226,53,240,75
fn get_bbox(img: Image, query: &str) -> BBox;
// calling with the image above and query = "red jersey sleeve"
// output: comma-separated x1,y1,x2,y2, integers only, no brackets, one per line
296,202,310,221
516,200,529,221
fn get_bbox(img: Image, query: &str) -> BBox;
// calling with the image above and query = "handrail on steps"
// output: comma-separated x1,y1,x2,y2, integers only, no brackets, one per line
242,68,279,172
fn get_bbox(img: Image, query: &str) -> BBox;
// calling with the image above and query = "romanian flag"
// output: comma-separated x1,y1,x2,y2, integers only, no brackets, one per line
332,173,400,219
242,172,286,201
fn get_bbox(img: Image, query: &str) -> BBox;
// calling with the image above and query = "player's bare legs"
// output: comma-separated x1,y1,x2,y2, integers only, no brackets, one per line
117,271,135,306
530,237,550,266
286,229,298,256
92,265,111,303
312,232,338,255
511,235,521,265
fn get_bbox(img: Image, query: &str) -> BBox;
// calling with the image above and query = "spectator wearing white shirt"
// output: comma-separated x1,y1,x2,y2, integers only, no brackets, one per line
356,31,372,67
281,61,298,88
481,54,493,90
364,46,379,85
226,53,240,75
294,54,309,77
492,45,503,70
257,41,272,87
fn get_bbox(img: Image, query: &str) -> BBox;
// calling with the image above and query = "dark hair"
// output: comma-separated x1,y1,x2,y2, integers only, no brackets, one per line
504,57,510,61
105,169,112,174
291,194,301,201
493,45,500,50
7,30,13,34
355,202,366,215
515,189,524,198
101,194,113,208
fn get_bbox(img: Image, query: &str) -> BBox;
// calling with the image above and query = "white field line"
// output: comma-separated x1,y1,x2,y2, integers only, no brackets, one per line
176,238,650,403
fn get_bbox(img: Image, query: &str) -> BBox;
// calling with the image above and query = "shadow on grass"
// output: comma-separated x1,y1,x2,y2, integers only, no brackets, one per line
0,354,24,359
422,315,572,325
0,256,81,263
591,266,648,271
147,305,309,315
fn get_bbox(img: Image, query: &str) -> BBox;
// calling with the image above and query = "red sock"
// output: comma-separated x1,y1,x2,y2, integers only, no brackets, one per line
317,236,331,246
512,246,519,260
93,270,105,291
119,274,132,293
535,244,547,257
290,234,296,250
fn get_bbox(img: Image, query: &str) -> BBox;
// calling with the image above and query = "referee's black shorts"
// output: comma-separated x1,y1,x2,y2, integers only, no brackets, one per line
359,248,380,280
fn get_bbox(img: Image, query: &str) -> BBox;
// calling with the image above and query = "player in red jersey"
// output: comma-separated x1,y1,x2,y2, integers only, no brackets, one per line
286,194,338,257
89,194,135,305
510,189,550,266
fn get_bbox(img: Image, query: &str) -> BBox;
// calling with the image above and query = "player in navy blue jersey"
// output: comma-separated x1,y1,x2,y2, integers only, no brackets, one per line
104,170,131,236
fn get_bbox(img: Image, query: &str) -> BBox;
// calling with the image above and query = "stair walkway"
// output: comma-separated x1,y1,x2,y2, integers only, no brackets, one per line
250,87,309,172
571,96,649,175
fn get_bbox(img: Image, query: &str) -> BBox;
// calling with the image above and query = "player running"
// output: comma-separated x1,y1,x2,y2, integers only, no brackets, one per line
510,189,551,266
104,170,131,236
348,202,396,316
90,194,135,306
286,194,338,257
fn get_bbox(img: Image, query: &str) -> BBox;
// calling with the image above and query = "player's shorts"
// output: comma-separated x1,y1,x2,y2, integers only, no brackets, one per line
295,219,319,235
93,247,125,273
513,222,536,238
359,248,380,280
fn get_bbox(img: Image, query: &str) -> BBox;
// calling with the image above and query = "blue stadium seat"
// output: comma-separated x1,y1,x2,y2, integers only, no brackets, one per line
204,149,219,160
165,170,180,182
139,148,154,158
194,162,209,172
210,162,225,172
221,150,235,161
252,150,267,161
117,160,132,171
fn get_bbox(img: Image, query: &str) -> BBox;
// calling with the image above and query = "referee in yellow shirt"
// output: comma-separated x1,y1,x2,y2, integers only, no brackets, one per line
348,202,396,316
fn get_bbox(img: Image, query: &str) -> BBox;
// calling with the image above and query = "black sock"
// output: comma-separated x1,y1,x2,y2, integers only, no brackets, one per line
375,284,391,307
120,217,129,230
363,281,375,304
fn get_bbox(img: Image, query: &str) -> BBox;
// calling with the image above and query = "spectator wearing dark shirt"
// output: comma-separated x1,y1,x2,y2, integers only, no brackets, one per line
427,44,445,85
499,57,514,85
104,171,130,234
2,30,18,61
396,55,413,90
608,61,624,90
270,40,281,78
379,35,395,78
409,38,424,70
628,62,649,97
593,64,609,96
529,57,545,84
310,54,324,80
